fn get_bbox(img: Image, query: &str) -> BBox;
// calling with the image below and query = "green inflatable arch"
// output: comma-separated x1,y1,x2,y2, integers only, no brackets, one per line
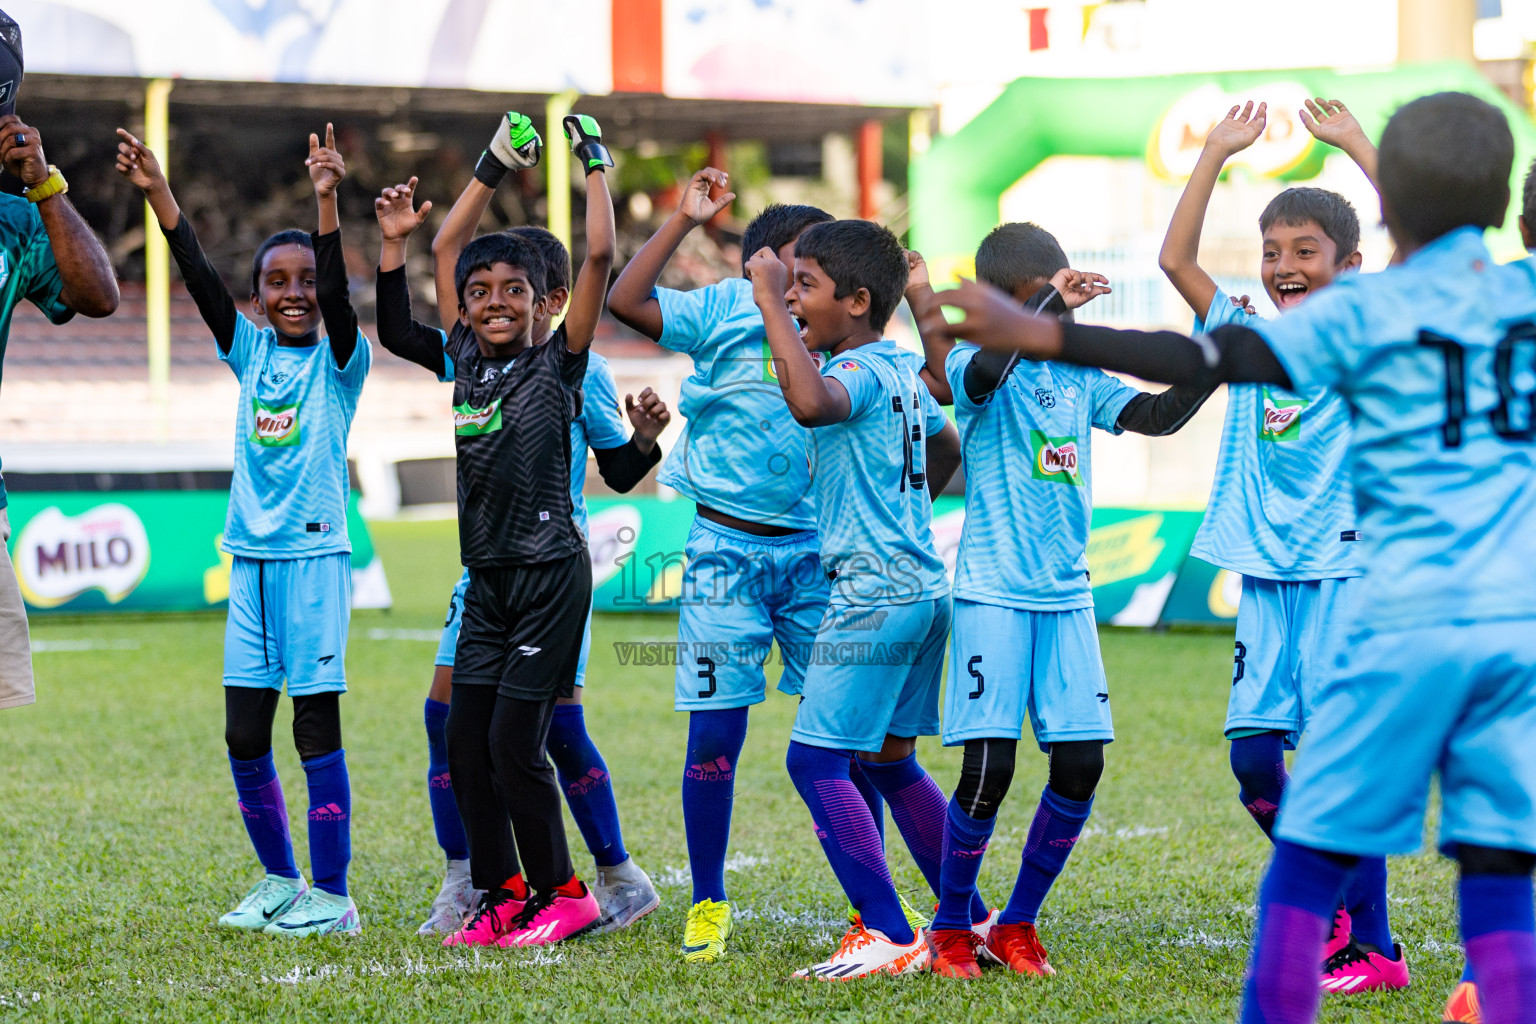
910,61,1536,280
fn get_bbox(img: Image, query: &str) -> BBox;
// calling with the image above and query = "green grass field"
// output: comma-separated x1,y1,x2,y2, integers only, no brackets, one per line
0,519,1463,1022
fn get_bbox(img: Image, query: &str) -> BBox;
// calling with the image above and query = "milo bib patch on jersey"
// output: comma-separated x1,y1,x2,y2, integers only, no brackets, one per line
1030,431,1084,485
251,399,301,447
454,398,504,435
762,339,821,382
1260,388,1306,442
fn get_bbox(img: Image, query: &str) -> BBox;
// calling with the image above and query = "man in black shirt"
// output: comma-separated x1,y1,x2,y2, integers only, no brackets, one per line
373,112,618,949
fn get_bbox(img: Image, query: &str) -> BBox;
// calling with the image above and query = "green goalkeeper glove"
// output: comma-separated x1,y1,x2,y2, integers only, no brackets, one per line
563,114,613,173
474,111,542,188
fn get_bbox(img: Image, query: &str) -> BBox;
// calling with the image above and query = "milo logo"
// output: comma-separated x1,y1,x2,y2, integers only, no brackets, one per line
454,399,503,436
252,399,300,447
15,504,151,608
1260,388,1305,442
1031,430,1084,485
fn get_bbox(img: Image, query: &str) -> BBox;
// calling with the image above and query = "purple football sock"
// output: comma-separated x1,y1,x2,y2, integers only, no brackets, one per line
1241,839,1354,1024
787,741,912,944
228,751,298,879
302,749,351,897
847,757,886,848
933,797,995,931
999,785,1093,925
1461,873,1536,1024
1230,733,1287,840
424,698,469,861
547,704,628,868
1341,856,1395,954
682,707,748,904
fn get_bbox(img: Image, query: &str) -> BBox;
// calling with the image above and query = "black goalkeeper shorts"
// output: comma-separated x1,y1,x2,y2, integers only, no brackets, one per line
454,552,593,700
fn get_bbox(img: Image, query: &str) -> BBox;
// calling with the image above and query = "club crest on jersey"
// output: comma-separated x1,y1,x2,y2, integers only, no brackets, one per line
251,399,301,447
838,360,861,371
1260,388,1306,442
1030,430,1084,485
454,398,503,435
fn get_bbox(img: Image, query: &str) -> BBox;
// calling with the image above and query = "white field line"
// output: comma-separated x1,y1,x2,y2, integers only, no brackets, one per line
655,853,765,888
32,639,142,653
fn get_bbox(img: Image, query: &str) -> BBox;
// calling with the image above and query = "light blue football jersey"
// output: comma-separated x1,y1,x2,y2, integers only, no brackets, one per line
945,344,1137,610
816,340,950,606
1258,227,1536,632
571,351,629,534
221,314,370,559
1190,286,1360,580
653,279,817,529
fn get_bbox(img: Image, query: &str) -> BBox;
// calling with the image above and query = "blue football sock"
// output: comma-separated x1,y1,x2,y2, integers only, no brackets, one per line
228,751,298,879
1461,873,1536,1024
858,752,989,922
1000,785,1093,925
682,707,748,904
1241,840,1354,1024
1230,733,1287,840
424,698,469,862
302,748,351,897
933,798,996,931
786,741,912,944
847,757,886,848
1341,855,1394,955
547,704,628,868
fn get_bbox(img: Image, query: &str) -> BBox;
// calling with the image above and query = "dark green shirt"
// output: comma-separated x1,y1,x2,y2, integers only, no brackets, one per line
0,194,73,507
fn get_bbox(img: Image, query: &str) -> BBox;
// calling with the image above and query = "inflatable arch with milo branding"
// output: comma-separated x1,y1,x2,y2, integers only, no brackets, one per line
910,61,1536,283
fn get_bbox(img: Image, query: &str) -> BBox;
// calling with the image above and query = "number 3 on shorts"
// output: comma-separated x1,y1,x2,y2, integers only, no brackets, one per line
697,656,717,698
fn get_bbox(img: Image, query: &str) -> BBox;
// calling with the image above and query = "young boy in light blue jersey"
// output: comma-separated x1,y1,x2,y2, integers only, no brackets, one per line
116,125,369,937
745,218,964,980
1158,99,1407,992
931,89,1536,1024
611,171,876,963
906,224,1211,979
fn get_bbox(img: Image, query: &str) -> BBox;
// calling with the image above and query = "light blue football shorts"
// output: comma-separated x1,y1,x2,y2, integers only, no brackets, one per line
1277,617,1536,857
1225,575,1355,745
672,515,827,711
943,600,1112,750
790,595,951,754
223,552,351,696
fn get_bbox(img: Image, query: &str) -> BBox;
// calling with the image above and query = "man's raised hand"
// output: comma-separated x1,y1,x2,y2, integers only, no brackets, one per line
1300,97,1368,151
625,388,671,445
678,168,735,226
905,250,931,294
307,123,346,197
1204,101,1267,158
0,114,46,188
375,178,433,241
114,128,166,194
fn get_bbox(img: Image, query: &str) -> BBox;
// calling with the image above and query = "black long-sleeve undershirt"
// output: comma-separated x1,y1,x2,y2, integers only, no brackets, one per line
375,263,452,375
592,439,661,492
312,228,358,368
1056,322,1293,389
163,213,238,354
961,284,1218,435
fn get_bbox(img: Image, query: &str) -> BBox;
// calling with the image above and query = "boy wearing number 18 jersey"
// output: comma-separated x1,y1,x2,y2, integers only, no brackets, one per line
747,219,964,980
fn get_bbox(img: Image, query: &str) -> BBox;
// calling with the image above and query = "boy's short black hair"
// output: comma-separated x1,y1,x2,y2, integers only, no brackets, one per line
251,229,313,293
741,203,833,270
1521,157,1536,229
793,219,908,332
454,232,548,306
975,222,1069,294
510,225,570,296
1378,91,1513,247
1258,187,1360,262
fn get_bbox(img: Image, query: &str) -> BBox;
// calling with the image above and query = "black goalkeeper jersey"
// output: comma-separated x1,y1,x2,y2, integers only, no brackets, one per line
376,266,588,567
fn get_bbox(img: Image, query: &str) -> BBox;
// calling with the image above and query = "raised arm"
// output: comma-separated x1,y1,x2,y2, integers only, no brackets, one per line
904,250,955,404
2,117,117,318
560,115,616,354
746,247,849,427
431,112,542,332
930,277,1290,389
115,127,237,352
607,167,735,341
1114,383,1215,436
592,387,670,491
374,179,450,375
306,123,357,367
959,268,1110,404
1301,98,1380,192
1159,102,1267,320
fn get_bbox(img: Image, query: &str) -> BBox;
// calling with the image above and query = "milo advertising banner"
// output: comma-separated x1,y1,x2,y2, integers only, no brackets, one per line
5,492,389,614
584,496,1204,626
